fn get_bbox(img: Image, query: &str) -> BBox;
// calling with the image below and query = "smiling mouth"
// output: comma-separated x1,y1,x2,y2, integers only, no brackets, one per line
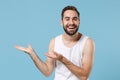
68,26,76,29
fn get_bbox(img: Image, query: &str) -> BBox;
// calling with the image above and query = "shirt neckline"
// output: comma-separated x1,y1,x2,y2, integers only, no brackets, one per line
60,34,84,49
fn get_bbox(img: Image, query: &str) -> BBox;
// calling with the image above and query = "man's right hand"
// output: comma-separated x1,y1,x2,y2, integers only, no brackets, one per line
14,44,34,55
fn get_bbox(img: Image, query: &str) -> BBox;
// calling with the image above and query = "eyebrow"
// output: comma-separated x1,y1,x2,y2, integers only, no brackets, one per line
73,17,78,19
64,17,70,19
64,17,78,19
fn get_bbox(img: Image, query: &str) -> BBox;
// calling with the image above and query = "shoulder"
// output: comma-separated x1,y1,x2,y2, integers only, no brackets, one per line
49,38,55,46
49,34,63,51
83,37,95,54
85,37,95,50
49,35,59,49
48,35,60,52
49,38,55,45
86,37,95,46
81,33,94,46
48,38,55,52
49,34,62,45
81,34,95,46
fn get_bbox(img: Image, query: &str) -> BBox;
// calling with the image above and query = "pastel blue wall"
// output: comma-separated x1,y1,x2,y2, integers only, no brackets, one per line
0,0,120,80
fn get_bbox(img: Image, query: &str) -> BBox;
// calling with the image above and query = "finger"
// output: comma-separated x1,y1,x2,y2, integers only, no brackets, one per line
14,45,21,49
28,44,32,48
14,45,27,51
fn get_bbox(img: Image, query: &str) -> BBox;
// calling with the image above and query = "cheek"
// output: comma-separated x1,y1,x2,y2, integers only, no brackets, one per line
75,22,80,26
62,22,68,26
63,21,68,25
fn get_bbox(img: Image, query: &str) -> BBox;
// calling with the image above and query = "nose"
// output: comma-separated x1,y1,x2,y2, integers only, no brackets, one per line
69,19,74,24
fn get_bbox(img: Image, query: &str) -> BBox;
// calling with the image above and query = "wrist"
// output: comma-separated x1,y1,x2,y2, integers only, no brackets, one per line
58,54,63,60
29,51,36,57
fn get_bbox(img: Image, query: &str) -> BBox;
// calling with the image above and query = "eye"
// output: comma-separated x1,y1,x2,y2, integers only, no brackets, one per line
64,17,70,21
73,17,78,21
66,18,69,21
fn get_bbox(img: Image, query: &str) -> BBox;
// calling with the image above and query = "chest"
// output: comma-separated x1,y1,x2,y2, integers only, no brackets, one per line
63,41,77,48
55,42,83,67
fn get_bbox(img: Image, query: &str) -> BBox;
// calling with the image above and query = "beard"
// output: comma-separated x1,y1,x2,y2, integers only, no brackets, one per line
63,24,79,36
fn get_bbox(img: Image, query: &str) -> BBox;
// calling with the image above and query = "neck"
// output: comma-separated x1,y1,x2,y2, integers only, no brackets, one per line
62,32,82,42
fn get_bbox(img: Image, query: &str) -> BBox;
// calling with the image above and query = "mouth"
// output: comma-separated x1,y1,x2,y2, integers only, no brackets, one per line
68,26,76,30
63,25,78,35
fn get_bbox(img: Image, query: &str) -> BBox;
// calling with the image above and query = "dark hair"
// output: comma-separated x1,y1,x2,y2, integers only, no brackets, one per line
61,6,80,19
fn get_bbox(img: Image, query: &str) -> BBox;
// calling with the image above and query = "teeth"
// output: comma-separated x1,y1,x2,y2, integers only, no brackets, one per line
69,26,74,28
69,28,74,29
69,27,75,29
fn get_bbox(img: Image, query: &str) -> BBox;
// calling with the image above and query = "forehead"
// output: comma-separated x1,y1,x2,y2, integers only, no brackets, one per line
63,10,78,18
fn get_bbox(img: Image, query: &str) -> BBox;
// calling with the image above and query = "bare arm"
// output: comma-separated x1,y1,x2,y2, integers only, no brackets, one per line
46,38,95,79
14,39,56,77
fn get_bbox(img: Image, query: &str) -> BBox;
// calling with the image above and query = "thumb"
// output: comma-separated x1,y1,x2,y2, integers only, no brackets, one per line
28,44,32,48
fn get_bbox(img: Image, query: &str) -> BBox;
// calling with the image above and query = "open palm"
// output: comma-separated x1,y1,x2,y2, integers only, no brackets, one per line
14,44,34,55
45,52,62,60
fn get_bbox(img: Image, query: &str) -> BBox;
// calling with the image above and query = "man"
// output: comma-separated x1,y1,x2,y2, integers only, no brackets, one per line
15,6,95,80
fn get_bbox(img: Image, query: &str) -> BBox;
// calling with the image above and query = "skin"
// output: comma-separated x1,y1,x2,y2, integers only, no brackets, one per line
14,10,95,80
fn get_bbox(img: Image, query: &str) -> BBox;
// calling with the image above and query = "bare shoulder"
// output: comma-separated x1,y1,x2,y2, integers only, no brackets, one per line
50,38,55,45
49,38,55,47
83,37,95,55
48,38,55,53
86,37,95,48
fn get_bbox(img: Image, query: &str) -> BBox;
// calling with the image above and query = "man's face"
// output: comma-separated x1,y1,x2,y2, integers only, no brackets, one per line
61,10,80,36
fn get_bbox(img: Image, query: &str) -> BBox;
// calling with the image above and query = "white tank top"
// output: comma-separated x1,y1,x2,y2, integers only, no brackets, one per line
54,34,88,80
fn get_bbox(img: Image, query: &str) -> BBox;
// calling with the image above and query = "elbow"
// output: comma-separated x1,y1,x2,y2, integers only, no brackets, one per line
78,73,89,80
80,76,88,80
45,74,50,77
84,71,89,77
44,71,51,77
78,70,89,79
82,70,89,78
78,75,88,80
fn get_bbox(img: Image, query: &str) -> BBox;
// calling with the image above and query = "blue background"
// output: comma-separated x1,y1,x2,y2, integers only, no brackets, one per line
0,0,120,80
